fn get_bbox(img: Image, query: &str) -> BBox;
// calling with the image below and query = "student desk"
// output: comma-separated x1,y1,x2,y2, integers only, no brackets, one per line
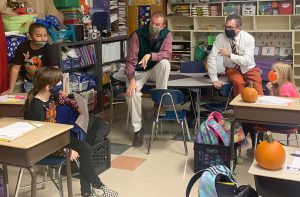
229,94,300,173
0,118,73,197
248,146,300,197
0,93,26,117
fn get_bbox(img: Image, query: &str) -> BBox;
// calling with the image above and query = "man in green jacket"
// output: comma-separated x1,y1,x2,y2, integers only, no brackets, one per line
125,11,172,147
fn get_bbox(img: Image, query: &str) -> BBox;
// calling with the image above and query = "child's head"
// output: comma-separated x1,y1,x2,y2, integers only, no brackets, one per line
272,63,294,85
32,67,62,92
24,67,62,111
28,23,48,48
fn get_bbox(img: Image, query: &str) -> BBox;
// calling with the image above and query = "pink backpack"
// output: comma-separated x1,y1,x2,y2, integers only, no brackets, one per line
198,111,244,145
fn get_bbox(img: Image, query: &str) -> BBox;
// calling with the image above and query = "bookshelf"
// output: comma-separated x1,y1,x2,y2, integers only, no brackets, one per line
167,0,300,90
57,35,128,113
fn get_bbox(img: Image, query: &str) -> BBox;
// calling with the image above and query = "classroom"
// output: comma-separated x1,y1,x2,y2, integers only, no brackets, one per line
0,0,300,197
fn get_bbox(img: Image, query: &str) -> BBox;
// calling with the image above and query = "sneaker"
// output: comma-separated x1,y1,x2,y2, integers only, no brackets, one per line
92,185,118,197
82,192,97,197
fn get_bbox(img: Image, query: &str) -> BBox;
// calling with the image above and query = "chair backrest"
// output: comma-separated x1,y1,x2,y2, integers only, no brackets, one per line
180,61,206,73
219,83,233,97
151,89,184,105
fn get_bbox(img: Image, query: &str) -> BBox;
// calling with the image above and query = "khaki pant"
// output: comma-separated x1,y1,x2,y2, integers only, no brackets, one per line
126,59,171,132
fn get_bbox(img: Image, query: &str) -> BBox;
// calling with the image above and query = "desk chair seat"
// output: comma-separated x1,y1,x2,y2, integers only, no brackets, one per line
148,89,190,155
254,126,299,150
14,156,65,197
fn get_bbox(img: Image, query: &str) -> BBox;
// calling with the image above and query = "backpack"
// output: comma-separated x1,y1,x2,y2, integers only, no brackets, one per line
186,165,237,197
186,165,259,197
198,111,244,145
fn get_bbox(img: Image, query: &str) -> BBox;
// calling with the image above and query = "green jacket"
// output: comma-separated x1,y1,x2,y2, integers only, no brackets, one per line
135,23,170,72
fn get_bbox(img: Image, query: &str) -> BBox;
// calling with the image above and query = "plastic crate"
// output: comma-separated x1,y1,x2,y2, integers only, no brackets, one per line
61,59,72,70
91,138,111,175
54,0,80,8
194,141,237,173
71,57,81,68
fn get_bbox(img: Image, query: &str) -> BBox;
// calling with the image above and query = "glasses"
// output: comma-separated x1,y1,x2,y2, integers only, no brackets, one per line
224,25,239,30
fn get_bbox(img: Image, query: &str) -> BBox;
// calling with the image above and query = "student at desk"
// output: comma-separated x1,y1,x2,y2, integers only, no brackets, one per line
23,67,118,197
247,63,299,155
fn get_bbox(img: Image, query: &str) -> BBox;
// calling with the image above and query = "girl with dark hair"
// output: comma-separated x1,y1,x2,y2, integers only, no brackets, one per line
24,67,118,197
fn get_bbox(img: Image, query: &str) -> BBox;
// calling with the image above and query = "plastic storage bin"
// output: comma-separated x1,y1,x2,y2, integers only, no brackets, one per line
54,0,80,8
242,3,256,16
61,59,72,71
194,141,237,173
91,138,111,175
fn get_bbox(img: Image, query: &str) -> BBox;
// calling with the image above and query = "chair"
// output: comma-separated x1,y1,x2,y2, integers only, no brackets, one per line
14,155,66,197
147,89,190,155
201,83,233,114
180,61,207,121
254,126,299,150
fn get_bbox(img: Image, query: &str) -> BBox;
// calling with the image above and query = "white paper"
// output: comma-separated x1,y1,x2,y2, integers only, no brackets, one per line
255,96,294,106
285,151,300,173
0,122,43,141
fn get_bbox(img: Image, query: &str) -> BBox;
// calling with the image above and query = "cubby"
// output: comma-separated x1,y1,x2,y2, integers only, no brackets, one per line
167,16,193,30
194,16,225,30
255,16,290,30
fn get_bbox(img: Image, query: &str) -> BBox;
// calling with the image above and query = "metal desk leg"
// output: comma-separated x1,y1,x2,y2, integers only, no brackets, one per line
3,164,9,197
64,149,73,197
230,120,236,173
194,89,201,134
28,167,36,197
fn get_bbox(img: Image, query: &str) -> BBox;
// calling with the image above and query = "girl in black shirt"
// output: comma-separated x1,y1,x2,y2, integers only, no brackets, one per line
24,67,118,197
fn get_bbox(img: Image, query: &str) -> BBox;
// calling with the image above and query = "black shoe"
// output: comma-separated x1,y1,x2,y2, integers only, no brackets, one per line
132,129,144,147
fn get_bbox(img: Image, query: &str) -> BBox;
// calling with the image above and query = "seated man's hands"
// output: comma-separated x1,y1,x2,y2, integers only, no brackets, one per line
138,54,151,69
219,48,231,58
126,79,138,97
213,80,223,89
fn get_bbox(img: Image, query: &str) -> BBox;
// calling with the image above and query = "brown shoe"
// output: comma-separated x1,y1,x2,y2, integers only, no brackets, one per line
132,129,144,147
154,104,166,117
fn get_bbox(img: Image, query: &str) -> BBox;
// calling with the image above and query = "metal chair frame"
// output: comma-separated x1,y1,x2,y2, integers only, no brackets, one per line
147,90,190,155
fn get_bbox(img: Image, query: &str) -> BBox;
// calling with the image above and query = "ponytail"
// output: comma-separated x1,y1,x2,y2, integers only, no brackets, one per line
23,88,38,112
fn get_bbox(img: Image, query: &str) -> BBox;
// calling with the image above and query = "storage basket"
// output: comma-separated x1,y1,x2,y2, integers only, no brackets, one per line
91,138,111,175
2,14,36,33
242,3,256,16
54,0,80,8
194,141,237,173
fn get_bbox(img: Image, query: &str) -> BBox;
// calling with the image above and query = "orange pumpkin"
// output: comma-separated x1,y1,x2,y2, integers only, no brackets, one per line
255,132,286,170
241,81,258,103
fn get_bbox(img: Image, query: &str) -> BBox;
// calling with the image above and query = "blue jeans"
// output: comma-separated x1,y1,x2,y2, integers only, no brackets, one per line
23,81,33,93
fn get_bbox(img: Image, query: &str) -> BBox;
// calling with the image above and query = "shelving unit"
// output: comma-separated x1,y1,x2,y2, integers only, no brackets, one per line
167,0,300,89
57,35,128,113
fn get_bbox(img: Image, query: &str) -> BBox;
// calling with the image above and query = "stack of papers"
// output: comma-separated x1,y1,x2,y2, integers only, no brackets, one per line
255,96,294,106
285,151,300,173
0,122,43,142
0,95,25,103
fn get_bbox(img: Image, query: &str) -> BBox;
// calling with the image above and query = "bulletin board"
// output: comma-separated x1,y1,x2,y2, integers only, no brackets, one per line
129,0,160,6
138,5,151,28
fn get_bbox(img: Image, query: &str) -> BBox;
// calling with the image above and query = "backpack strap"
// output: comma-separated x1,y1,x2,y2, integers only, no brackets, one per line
186,170,205,197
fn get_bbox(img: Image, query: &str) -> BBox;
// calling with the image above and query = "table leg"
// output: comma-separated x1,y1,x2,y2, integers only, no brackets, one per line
3,164,9,197
230,120,236,173
28,167,36,197
64,148,73,197
194,89,201,134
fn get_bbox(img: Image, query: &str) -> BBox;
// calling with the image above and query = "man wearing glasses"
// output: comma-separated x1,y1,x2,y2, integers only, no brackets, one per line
207,14,263,97
125,11,172,147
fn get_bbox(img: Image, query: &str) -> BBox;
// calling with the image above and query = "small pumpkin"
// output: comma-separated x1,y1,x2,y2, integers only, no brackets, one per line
255,132,286,170
241,81,258,103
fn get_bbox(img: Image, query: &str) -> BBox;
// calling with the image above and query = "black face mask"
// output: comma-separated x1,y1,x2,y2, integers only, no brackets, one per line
225,29,236,39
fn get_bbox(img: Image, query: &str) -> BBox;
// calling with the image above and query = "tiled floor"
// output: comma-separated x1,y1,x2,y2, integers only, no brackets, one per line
5,97,295,197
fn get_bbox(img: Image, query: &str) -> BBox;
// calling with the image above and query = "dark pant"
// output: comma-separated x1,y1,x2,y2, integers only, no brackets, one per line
242,123,257,148
69,137,103,195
